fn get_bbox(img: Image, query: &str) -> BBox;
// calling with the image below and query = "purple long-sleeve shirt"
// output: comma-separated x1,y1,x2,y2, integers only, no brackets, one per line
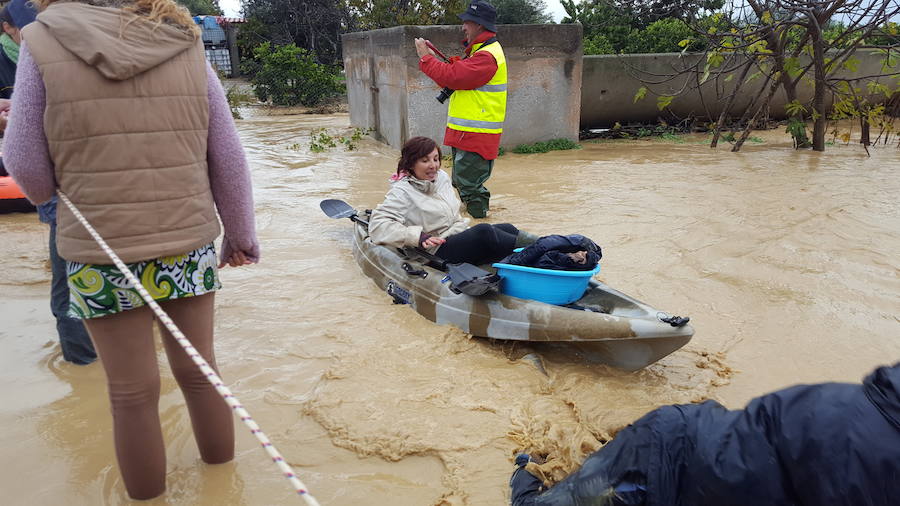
4,43,259,261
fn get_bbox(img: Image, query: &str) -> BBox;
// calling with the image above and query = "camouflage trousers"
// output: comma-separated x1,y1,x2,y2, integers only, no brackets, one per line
451,148,494,218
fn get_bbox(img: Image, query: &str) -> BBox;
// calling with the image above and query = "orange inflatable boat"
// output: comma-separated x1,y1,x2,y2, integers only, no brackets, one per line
0,175,36,213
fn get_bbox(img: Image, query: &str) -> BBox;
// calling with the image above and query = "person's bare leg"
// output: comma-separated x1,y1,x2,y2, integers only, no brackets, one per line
159,293,234,464
84,306,166,500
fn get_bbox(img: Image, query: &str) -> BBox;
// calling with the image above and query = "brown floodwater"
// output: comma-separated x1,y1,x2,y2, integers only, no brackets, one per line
2,112,899,505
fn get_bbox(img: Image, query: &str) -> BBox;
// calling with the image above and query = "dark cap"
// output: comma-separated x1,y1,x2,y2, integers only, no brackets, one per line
458,0,496,33
7,0,37,28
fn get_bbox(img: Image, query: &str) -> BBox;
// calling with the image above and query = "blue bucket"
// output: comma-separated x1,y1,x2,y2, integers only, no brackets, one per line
491,261,600,305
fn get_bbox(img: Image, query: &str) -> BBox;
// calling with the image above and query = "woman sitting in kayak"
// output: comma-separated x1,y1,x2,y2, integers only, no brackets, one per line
369,136,535,265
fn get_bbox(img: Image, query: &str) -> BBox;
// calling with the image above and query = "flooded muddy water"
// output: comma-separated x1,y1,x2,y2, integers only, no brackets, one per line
1,112,898,505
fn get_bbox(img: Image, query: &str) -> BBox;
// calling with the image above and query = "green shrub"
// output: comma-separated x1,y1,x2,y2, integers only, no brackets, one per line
307,127,372,153
626,18,698,54
584,34,615,55
512,138,581,154
250,42,345,107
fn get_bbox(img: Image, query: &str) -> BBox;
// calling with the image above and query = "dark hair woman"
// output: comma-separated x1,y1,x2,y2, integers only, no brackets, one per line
4,0,258,499
395,136,442,177
370,136,535,265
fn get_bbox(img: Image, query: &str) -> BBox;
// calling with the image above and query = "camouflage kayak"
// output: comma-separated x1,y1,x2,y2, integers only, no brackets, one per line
350,218,694,372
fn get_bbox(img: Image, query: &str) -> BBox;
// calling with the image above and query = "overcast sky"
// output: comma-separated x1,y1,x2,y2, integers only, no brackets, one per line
545,0,568,21
219,0,569,21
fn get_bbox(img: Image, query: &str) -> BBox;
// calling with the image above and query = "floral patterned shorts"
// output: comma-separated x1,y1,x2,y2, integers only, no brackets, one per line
66,243,221,319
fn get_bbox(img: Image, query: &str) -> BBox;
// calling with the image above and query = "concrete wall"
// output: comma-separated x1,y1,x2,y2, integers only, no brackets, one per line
581,52,894,128
342,24,582,149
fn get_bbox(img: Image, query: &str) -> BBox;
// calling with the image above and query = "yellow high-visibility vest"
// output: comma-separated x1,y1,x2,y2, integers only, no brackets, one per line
447,40,507,135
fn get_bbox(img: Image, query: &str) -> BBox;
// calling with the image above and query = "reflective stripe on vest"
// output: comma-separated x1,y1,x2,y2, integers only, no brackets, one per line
447,41,507,135
477,83,507,92
447,116,504,129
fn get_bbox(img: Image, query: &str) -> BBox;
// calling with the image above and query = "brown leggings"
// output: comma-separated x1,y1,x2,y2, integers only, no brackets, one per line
84,293,234,500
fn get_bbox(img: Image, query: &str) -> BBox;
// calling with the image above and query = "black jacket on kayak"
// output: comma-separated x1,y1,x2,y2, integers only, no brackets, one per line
500,234,601,271
511,362,900,506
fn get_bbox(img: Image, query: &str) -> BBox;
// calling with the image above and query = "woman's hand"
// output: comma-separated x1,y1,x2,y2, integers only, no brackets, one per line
219,237,258,268
421,236,446,249
219,249,253,268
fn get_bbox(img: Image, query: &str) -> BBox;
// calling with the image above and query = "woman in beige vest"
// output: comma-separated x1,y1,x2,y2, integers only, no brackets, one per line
4,0,259,499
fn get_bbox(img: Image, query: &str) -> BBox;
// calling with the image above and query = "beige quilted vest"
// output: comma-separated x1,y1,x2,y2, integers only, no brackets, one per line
23,3,220,264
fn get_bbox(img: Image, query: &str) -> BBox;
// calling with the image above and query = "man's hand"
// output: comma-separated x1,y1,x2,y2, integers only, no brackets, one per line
414,37,435,58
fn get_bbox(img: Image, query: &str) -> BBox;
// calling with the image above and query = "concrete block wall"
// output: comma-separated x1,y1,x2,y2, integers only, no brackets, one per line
342,24,582,150
581,52,894,128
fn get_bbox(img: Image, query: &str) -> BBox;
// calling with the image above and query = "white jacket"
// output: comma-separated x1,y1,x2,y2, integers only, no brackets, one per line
369,170,470,251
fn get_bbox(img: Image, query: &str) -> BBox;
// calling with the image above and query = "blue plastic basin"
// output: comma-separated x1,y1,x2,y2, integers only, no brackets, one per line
491,262,600,305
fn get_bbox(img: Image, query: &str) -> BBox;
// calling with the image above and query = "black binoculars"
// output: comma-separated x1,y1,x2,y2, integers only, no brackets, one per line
436,87,454,103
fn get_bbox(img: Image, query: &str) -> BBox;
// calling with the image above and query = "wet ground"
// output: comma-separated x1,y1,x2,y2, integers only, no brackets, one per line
1,111,898,504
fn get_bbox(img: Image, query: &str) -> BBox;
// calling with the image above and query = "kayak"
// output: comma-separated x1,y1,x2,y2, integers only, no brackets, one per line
0,175,36,214
348,210,694,372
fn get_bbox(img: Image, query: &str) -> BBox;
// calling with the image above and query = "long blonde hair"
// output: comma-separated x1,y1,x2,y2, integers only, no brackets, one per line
30,0,200,37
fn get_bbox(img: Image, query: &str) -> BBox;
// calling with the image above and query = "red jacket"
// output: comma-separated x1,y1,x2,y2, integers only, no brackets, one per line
419,31,501,160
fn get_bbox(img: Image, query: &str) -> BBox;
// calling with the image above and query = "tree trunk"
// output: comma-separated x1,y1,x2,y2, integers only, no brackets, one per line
860,117,871,146
810,16,828,151
733,76,780,152
711,61,753,148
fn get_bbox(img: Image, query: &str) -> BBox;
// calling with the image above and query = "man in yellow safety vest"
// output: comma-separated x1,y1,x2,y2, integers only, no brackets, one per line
414,0,506,219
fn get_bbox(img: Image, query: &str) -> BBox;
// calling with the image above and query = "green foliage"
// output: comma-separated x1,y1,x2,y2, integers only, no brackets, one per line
633,86,648,103
583,34,616,55
625,18,699,53
176,0,222,15
494,0,552,24
562,0,638,52
243,0,345,65
700,50,725,84
308,127,373,152
342,0,551,33
785,118,810,149
656,95,674,110
512,138,581,154
250,43,345,107
567,0,713,55
784,100,807,117
866,21,899,46
564,0,722,53
659,132,685,143
869,47,900,73
345,0,468,31
594,122,686,140
224,85,254,119
563,0,723,29
236,17,271,78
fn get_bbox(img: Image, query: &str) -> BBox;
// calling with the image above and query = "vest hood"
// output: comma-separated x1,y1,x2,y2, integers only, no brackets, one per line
34,3,198,81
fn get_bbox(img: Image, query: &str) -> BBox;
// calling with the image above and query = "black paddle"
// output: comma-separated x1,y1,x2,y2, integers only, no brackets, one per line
319,199,449,270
